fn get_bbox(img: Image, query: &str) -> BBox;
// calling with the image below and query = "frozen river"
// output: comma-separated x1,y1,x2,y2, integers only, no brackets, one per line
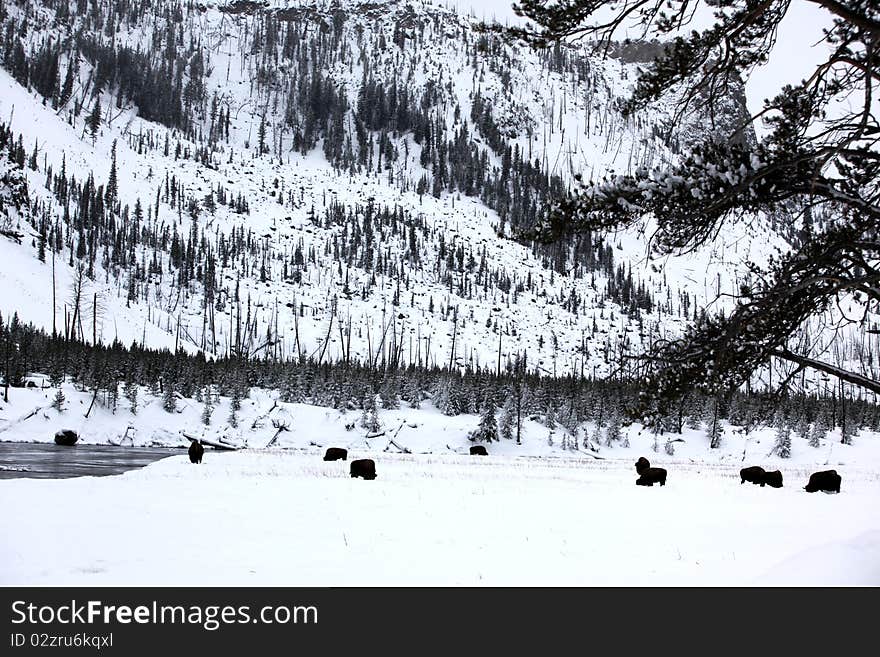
0,442,181,479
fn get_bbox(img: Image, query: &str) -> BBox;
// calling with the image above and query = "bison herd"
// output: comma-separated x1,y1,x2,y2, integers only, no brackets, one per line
321,447,376,480
187,440,844,494
632,457,841,493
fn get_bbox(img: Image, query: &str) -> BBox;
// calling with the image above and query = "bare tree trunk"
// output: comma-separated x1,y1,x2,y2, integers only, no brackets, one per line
448,307,458,371
51,250,57,338
317,304,335,366
84,387,99,418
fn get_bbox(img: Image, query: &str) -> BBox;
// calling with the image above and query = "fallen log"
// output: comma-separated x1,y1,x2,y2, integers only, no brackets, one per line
182,432,241,450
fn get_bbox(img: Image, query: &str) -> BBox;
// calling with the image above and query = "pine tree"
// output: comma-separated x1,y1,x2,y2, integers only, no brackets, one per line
107,382,118,414
706,397,722,449
360,393,380,433
106,139,118,206
604,410,622,446
379,377,400,409
51,388,66,412
201,386,214,426
544,401,557,429
86,97,101,142
514,0,880,416
557,398,578,436
229,383,242,428
840,419,855,446
772,413,792,459
470,396,498,442
403,378,421,409
258,115,267,154
686,395,705,430
162,380,177,413
808,417,826,448
499,397,515,440
124,379,138,415
588,424,602,450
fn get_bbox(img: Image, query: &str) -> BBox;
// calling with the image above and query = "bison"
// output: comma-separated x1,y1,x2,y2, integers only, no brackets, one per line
763,470,783,488
740,465,767,485
323,447,348,461
350,458,377,480
635,456,667,486
470,445,488,456
54,429,78,446
188,439,204,464
804,470,841,493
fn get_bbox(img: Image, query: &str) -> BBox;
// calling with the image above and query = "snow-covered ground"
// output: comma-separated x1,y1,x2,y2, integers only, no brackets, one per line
1,383,879,586
2,449,878,586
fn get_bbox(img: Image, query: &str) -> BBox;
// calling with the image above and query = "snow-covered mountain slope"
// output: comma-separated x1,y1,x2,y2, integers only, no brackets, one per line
1,0,858,383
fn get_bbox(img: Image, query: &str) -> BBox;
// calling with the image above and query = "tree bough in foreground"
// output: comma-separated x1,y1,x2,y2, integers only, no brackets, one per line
510,0,880,424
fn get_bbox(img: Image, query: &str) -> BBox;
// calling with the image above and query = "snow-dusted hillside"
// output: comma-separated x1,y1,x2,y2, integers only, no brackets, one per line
2,377,877,464
0,0,807,383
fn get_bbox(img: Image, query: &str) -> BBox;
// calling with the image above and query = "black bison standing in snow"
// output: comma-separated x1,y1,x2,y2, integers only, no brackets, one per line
323,447,348,461
635,457,667,486
470,445,488,456
350,459,377,480
188,439,204,464
740,466,767,485
804,470,841,493
740,466,783,488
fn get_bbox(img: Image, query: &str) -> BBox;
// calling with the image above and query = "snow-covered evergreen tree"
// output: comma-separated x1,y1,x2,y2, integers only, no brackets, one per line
162,381,177,414
360,393,381,433
840,421,855,446
107,382,118,414
201,386,215,426
379,377,400,409
772,413,792,458
229,384,242,428
604,411,622,447
808,417,826,448
557,398,579,438
51,388,65,412
470,396,498,442
544,401,557,429
403,378,422,409
499,397,515,440
124,379,138,415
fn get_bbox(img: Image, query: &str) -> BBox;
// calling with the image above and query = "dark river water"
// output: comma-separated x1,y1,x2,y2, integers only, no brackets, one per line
0,442,182,480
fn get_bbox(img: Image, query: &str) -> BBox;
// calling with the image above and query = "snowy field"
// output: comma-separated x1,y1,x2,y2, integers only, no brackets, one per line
2,384,879,585
2,448,879,586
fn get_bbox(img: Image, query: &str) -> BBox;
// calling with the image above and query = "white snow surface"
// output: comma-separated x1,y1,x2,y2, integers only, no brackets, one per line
2,449,878,586
1,384,879,586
